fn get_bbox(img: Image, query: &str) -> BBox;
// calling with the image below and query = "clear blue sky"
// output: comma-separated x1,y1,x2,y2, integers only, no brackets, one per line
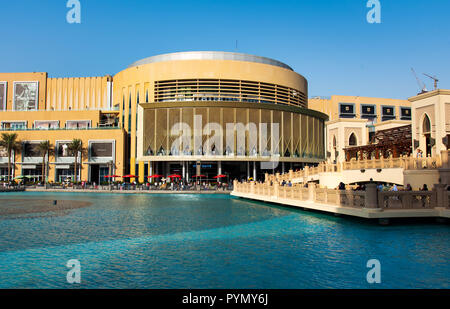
1,0,449,99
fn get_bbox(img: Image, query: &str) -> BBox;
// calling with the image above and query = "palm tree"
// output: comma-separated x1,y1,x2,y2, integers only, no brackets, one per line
0,133,21,182
68,139,86,184
37,141,53,184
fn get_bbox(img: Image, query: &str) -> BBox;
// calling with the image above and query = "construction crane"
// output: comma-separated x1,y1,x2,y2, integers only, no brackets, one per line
411,68,428,94
423,73,439,90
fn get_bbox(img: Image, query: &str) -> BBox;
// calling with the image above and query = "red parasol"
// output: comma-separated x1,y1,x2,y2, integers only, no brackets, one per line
213,174,228,179
168,174,182,178
148,175,163,178
122,175,137,178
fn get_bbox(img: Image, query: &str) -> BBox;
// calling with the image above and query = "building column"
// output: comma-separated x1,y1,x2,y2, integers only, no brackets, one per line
182,161,186,179
186,161,190,182
253,161,257,181
218,161,222,175
196,160,201,190
148,161,153,183
81,161,88,182
130,157,136,182
247,161,250,180
196,160,201,177
282,162,285,174
138,161,145,183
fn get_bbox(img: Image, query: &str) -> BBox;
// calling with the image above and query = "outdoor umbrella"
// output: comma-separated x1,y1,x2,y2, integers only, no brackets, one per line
105,175,121,178
168,174,182,178
213,174,227,179
122,175,137,178
148,175,163,178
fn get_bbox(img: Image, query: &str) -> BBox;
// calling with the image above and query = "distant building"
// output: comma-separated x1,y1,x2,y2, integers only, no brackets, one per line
408,89,450,157
309,95,412,162
0,52,328,183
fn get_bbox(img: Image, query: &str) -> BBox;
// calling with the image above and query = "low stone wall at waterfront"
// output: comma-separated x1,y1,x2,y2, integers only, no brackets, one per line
233,181,450,219
0,187,25,193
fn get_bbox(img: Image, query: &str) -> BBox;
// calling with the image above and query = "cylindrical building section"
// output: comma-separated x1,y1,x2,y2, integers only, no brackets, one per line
113,51,327,181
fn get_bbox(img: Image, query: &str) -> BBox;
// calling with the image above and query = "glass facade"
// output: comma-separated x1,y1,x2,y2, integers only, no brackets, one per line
143,106,325,160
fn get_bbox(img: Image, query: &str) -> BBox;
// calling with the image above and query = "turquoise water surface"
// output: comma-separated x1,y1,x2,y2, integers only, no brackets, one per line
0,192,448,289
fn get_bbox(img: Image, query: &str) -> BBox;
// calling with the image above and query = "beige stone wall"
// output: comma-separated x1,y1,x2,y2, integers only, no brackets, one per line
409,90,450,156
326,119,367,163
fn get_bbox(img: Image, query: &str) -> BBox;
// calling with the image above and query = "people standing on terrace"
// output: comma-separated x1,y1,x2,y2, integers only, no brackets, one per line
416,149,423,158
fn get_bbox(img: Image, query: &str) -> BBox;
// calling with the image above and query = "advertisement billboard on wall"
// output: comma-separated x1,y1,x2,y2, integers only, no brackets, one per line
13,81,38,111
0,82,6,111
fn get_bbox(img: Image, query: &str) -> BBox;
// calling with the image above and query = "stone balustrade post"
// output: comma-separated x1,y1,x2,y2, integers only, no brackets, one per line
404,157,409,170
336,190,343,206
265,173,269,183
308,183,316,202
276,172,280,182
441,150,449,168
364,183,379,209
433,184,447,208
233,180,238,191
289,169,294,180
274,182,280,197
250,181,256,194
403,192,413,209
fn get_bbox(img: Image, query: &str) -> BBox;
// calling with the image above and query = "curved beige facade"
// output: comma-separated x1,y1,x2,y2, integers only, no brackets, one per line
113,52,326,181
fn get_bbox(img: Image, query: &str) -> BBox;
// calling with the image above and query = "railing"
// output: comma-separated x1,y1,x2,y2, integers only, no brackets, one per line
0,186,25,192
379,191,434,209
265,150,450,184
234,181,449,211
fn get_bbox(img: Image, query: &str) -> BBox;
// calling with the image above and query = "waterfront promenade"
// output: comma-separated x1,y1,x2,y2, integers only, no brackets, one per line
24,187,231,194
232,181,450,222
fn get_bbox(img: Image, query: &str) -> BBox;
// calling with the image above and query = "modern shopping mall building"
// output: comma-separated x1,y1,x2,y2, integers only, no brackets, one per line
0,51,328,183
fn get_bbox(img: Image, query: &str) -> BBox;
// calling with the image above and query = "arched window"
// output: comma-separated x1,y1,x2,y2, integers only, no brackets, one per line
349,133,357,146
422,114,431,134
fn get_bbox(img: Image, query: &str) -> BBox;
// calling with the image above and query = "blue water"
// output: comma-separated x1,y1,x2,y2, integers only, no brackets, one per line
0,192,448,289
